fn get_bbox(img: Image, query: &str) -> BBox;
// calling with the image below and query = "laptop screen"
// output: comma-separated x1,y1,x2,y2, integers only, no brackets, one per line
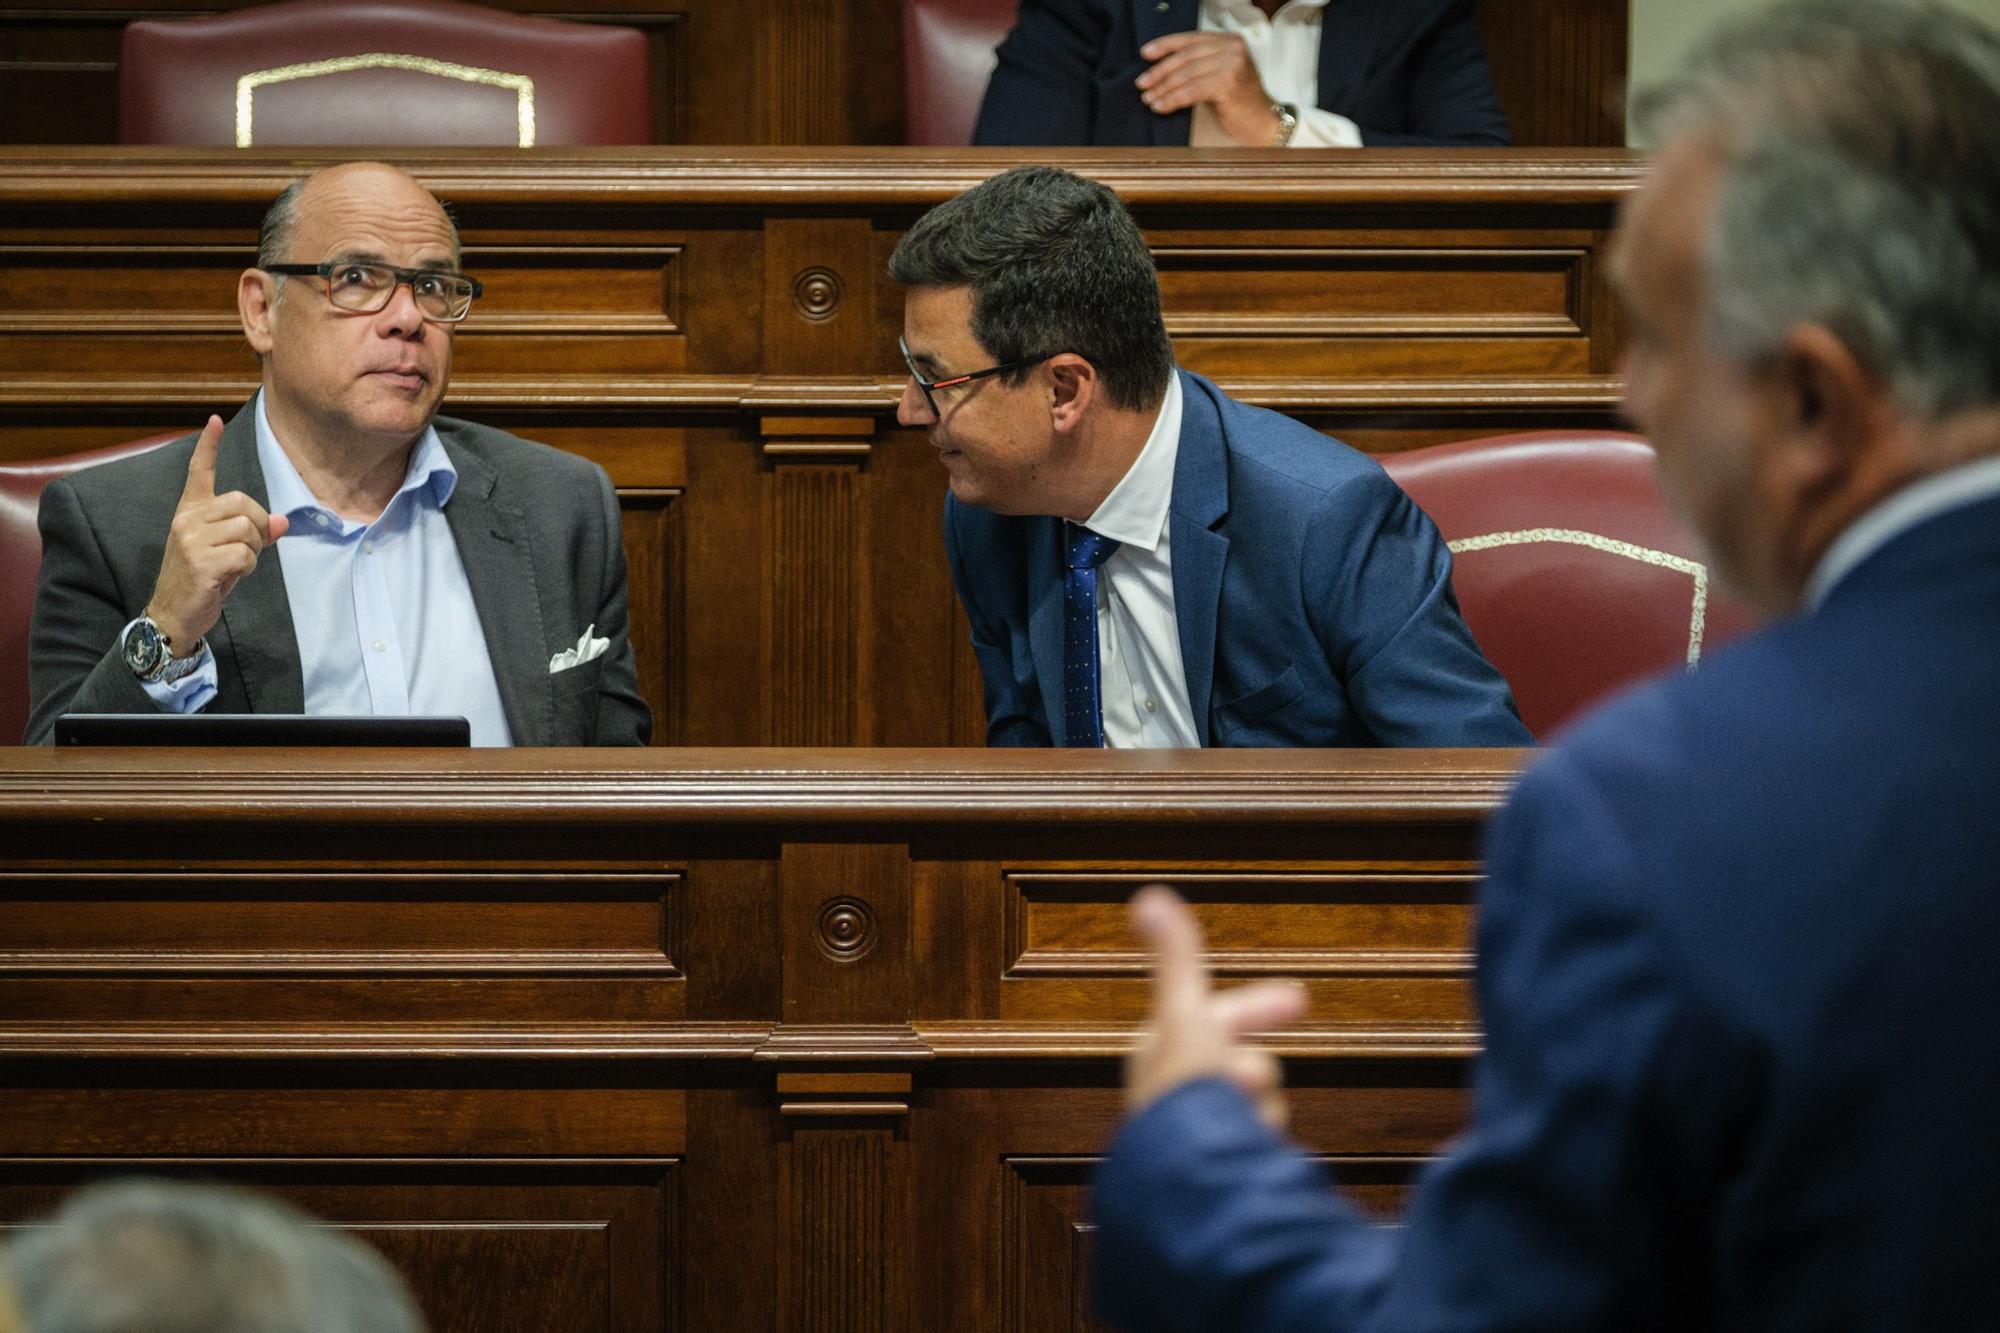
53,714,472,747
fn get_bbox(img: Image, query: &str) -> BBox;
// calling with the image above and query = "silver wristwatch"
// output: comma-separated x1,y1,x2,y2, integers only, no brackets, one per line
1271,101,1299,148
124,617,205,685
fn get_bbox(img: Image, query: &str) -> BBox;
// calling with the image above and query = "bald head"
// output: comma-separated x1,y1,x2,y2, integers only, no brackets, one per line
258,162,460,272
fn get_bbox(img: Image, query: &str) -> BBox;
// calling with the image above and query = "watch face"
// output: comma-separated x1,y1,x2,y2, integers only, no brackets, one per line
125,619,167,678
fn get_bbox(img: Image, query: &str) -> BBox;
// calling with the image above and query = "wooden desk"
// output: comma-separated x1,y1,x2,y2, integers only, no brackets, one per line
0,147,1639,746
0,745,1523,1331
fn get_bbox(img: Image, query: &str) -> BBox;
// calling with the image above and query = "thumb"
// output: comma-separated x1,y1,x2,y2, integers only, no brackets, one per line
181,414,223,505
266,512,290,542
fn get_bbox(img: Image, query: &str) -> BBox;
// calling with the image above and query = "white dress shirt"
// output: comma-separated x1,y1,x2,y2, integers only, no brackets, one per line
1190,0,1363,148
1081,372,1201,748
1805,451,2000,610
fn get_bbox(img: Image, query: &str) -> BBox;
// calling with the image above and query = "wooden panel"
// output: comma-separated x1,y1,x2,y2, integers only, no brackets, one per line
1006,871,1476,975
1000,1151,1430,1332
0,747,1518,1333
1478,0,1631,147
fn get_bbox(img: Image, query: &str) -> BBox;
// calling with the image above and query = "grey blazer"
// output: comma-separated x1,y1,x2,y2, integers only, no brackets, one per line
25,401,651,746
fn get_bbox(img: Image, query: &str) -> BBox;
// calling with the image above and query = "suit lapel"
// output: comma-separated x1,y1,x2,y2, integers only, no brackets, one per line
1025,517,1070,746
1317,0,1384,117
441,433,552,746
1169,371,1229,745
1135,0,1200,145
212,402,304,712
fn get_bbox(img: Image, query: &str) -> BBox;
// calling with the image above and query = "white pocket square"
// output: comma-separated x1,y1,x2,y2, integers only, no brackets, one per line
549,624,610,674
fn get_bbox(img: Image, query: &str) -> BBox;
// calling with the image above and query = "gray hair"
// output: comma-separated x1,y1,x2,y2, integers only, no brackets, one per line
1633,0,2000,422
889,165,1177,412
3,1178,427,1333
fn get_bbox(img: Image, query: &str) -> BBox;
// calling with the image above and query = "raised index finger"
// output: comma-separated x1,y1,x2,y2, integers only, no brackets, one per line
1132,884,1212,1017
180,414,223,505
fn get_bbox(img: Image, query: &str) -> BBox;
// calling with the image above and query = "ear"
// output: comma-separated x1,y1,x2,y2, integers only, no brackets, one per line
1763,323,1887,498
1046,353,1099,434
239,267,279,357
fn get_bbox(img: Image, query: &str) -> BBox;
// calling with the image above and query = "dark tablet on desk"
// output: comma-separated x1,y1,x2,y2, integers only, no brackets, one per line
53,714,471,747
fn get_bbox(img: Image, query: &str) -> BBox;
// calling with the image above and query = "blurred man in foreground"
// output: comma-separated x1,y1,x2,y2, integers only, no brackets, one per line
4,1178,426,1333
1091,2,2000,1327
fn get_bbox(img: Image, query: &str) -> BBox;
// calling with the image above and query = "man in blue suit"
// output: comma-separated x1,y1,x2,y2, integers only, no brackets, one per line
1090,2,2000,1327
888,166,1527,748
975,0,1508,148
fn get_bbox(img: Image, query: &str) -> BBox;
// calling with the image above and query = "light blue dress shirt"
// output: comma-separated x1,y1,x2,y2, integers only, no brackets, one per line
130,391,515,746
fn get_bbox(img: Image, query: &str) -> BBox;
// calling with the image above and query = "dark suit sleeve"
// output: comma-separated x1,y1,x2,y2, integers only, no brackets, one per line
1092,752,1713,1331
1354,0,1510,147
972,0,1117,146
944,496,1050,746
23,475,170,745
1303,469,1529,746
584,465,651,747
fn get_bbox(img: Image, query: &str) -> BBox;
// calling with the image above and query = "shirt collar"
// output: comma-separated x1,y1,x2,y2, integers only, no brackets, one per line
1805,451,2000,608
1202,0,1329,20
253,389,456,530
1084,371,1182,553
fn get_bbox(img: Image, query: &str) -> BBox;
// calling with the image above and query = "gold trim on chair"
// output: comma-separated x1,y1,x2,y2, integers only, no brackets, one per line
236,54,537,147
1447,527,1711,666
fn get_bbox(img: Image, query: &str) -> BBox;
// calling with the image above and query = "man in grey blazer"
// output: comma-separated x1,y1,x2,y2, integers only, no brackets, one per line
24,162,650,746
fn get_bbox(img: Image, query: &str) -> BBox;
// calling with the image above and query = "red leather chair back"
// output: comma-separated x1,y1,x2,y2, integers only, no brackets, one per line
1,434,183,744
1381,430,1760,739
120,0,649,147
904,0,1020,145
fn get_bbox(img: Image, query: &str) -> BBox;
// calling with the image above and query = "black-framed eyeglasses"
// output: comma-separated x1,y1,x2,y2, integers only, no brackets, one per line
261,260,484,323
899,335,1049,419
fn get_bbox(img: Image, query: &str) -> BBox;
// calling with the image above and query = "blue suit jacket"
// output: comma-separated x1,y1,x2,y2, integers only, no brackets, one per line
1090,491,2000,1329
944,371,1527,747
973,0,1509,148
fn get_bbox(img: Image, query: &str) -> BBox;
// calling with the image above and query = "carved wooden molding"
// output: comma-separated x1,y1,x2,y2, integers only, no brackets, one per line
0,749,1527,824
0,147,1645,206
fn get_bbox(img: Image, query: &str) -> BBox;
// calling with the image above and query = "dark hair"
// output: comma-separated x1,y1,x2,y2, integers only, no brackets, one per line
888,166,1176,412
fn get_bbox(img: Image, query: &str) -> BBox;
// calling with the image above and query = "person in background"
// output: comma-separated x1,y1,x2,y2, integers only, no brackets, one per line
25,161,650,747
3,1177,427,1333
1091,1,2000,1328
892,165,1527,748
975,0,1508,148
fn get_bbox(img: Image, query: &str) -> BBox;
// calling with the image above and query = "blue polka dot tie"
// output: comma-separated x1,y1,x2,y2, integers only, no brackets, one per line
1063,524,1120,748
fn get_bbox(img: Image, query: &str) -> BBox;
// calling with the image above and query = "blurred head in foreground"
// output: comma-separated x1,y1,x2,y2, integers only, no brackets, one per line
2,1178,426,1333
1615,0,2000,615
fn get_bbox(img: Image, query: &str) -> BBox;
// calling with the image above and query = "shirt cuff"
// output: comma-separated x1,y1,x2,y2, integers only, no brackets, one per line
1290,106,1364,148
121,618,219,714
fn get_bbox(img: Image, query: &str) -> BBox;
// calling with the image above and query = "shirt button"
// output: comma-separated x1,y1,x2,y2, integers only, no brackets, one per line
1145,698,1158,713
314,513,330,527
372,640,385,653
362,539,375,554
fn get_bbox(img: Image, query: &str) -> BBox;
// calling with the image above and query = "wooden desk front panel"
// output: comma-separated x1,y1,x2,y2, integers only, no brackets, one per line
0,149,1638,747
0,747,1517,1332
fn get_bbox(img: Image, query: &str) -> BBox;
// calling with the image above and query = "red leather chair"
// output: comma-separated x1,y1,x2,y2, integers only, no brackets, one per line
904,0,1020,145
120,0,649,147
1,434,183,744
1381,430,1760,740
